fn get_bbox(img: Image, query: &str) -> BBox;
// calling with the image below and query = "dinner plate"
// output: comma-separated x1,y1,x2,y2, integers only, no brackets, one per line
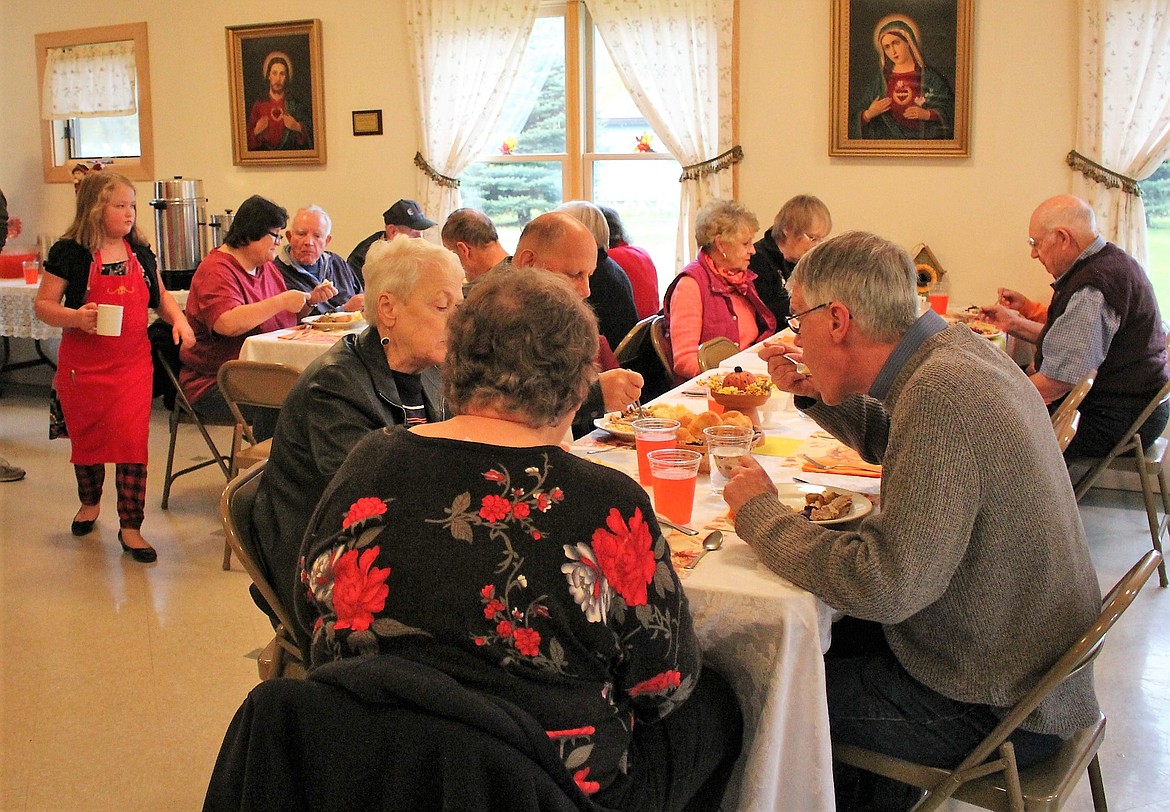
775,482,872,525
594,414,637,441
301,313,365,331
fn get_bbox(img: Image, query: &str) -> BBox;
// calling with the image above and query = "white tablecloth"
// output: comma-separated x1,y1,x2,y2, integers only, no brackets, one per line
238,326,361,370
0,278,60,340
578,385,837,811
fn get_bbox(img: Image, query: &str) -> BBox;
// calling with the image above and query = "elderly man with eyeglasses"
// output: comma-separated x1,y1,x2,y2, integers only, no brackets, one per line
723,231,1102,811
980,194,1168,458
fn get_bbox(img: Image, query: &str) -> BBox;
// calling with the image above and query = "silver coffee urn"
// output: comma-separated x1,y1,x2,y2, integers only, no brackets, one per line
150,177,208,290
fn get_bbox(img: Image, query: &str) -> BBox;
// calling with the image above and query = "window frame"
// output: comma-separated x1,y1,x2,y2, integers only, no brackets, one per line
35,22,155,183
469,1,679,202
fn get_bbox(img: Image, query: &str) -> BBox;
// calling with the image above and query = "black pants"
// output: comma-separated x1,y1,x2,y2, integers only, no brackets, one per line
595,667,744,812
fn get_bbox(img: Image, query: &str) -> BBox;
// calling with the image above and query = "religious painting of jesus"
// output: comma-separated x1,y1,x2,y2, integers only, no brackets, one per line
226,19,326,166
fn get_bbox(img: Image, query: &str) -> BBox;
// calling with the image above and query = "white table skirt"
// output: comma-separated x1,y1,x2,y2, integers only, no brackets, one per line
238,326,360,370
579,383,837,811
0,278,60,340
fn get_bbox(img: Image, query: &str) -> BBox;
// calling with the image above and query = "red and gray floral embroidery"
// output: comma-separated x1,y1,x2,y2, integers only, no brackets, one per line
305,496,430,658
546,726,601,795
475,581,571,673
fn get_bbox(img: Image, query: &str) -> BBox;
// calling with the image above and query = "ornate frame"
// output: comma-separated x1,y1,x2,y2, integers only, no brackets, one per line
226,19,326,166
830,1,972,158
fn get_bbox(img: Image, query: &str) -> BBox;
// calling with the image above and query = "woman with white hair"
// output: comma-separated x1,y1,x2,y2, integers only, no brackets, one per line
250,234,464,623
555,200,637,348
663,199,777,380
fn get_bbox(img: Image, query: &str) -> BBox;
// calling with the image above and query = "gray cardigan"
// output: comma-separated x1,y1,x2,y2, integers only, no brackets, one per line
252,327,447,621
737,324,1101,737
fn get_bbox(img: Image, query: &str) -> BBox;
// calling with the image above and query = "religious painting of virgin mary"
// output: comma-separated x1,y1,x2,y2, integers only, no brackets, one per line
226,19,326,166
830,1,972,157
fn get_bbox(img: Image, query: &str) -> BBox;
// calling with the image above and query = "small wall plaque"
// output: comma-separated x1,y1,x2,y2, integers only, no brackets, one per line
352,109,383,137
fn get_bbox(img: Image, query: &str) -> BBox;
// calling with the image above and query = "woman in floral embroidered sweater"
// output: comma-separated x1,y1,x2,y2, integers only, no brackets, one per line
297,268,741,810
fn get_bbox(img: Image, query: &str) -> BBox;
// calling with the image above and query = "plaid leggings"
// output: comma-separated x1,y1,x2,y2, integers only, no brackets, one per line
74,463,147,530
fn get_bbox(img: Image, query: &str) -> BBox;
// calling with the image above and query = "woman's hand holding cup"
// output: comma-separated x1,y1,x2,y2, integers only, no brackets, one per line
75,302,99,334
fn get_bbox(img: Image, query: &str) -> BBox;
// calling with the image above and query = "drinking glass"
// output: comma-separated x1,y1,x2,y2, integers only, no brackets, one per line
647,448,703,524
704,424,754,493
633,418,680,485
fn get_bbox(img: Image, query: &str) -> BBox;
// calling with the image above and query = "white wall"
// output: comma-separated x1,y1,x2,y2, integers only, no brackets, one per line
1,0,1079,308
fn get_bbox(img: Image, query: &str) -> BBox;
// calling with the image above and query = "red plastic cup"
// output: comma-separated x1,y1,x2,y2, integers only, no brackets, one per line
928,292,949,315
22,260,40,285
633,418,680,485
647,448,703,525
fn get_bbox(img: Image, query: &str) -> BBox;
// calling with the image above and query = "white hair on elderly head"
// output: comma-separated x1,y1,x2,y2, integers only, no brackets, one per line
362,234,462,323
294,205,332,236
555,200,610,250
789,230,919,343
694,199,759,250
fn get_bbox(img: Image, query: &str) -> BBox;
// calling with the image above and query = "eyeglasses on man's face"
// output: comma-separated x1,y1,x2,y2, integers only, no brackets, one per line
785,302,829,334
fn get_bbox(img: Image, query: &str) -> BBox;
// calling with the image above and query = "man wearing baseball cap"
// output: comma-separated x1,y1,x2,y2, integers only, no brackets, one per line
346,198,436,282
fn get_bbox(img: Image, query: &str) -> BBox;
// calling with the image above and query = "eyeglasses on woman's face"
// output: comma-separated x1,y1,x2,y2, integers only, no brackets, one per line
268,230,283,244
785,302,829,334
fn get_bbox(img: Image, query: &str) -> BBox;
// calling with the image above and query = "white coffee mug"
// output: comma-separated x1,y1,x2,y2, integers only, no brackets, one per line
95,304,124,337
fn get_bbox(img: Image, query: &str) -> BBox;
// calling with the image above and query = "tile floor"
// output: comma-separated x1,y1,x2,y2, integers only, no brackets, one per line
1,386,1168,811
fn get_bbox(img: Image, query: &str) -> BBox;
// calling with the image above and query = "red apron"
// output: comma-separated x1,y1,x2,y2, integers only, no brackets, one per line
55,242,153,465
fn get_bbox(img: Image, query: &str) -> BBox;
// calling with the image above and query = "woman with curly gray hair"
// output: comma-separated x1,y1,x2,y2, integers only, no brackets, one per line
294,266,742,810
662,198,777,380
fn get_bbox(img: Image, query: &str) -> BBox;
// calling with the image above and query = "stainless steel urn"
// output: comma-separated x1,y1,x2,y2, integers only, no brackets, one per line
150,177,208,287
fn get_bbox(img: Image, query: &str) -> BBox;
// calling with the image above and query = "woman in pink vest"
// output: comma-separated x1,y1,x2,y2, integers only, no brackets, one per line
662,199,777,381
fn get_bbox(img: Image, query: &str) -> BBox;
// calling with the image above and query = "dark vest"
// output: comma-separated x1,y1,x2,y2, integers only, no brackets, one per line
662,253,777,380
1036,243,1167,401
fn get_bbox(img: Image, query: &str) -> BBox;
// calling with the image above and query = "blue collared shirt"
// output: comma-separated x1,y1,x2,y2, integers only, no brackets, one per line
1039,236,1119,385
869,310,949,401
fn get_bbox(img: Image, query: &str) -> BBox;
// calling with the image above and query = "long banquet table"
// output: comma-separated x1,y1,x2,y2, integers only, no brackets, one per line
238,324,361,369
577,374,845,812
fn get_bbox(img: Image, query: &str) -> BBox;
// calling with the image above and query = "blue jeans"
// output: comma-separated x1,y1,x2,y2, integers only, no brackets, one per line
826,618,1062,811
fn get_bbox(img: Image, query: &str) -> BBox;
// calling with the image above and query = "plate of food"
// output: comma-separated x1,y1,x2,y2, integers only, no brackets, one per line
776,482,872,525
302,312,365,331
594,403,700,441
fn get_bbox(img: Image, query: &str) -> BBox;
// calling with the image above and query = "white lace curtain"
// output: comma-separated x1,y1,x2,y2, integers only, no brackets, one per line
407,0,541,225
585,0,737,267
41,40,137,119
1072,0,1170,267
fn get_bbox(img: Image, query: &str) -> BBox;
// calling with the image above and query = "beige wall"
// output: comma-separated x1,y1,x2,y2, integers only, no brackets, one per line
1,0,1079,307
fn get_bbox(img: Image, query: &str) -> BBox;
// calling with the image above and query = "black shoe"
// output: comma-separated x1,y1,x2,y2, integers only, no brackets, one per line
71,517,97,537
118,531,157,564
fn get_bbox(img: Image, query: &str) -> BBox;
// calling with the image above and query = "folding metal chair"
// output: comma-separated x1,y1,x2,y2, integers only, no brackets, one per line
155,345,231,511
833,550,1162,811
219,462,305,681
216,360,301,479
1072,376,1170,588
697,336,740,372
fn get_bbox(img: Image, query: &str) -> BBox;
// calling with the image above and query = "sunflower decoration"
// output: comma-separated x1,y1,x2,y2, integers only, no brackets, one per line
916,264,938,294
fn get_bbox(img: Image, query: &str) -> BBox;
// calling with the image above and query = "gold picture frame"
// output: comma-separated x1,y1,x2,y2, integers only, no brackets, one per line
226,19,326,166
830,1,972,158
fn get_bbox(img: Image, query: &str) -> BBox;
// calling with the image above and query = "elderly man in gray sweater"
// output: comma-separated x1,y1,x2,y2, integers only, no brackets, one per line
724,231,1101,810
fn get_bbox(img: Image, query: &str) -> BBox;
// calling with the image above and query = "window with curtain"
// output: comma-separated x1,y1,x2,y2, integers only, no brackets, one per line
35,22,155,182
459,1,682,286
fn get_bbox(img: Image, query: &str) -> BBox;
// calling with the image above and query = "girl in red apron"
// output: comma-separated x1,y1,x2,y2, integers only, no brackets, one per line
36,172,194,563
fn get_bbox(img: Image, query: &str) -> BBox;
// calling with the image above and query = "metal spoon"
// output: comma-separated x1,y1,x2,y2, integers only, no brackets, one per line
656,514,699,535
684,530,724,569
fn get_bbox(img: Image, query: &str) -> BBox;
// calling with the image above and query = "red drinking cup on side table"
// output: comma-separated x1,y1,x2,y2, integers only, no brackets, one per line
633,418,680,485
